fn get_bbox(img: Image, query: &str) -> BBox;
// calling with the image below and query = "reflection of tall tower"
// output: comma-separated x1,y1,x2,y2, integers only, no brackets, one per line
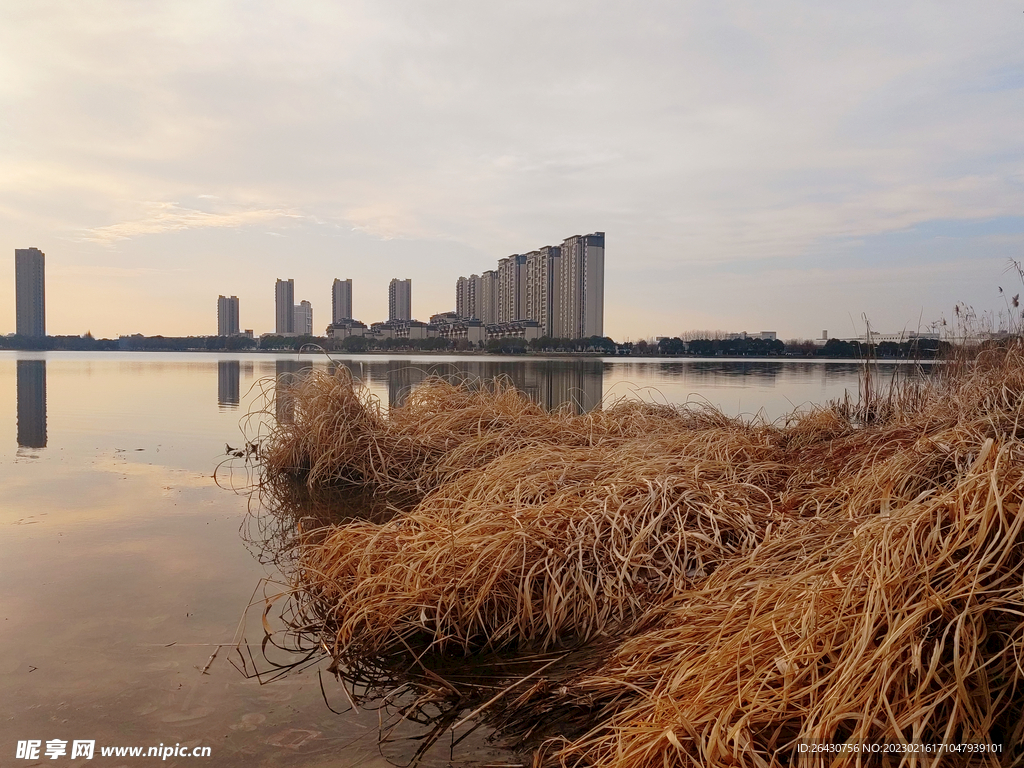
386,362,428,409
218,360,240,408
15,248,46,338
274,360,306,423
541,361,603,414
16,360,47,448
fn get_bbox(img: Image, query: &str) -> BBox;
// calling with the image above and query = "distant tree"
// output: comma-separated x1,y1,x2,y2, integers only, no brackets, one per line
588,336,617,354
680,329,729,341
225,335,257,350
486,337,527,354
259,335,292,350
657,337,686,355
821,338,862,358
877,341,900,358
341,335,371,353
687,338,716,356
785,340,819,356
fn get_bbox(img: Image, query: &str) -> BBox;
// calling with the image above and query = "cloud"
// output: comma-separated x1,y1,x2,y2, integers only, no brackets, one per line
0,1,1022,337
78,201,310,243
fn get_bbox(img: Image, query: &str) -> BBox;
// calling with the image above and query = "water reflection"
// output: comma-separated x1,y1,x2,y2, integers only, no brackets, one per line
0,351,932,768
262,356,920,424
217,360,240,408
274,360,309,424
374,359,604,413
240,479,549,763
16,359,46,448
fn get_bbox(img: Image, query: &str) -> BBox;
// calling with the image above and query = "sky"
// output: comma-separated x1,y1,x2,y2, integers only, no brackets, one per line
1,1,1022,341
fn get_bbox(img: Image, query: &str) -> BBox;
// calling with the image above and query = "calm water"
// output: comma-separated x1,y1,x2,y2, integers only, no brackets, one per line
0,352,917,765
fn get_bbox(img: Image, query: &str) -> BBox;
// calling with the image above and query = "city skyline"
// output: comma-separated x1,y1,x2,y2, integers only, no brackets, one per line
0,5,1021,341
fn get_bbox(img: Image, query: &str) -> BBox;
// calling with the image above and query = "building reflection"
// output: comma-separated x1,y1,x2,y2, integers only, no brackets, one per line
385,362,430,409
217,361,240,408
17,360,46,448
378,359,603,414
274,360,308,424
535,361,603,413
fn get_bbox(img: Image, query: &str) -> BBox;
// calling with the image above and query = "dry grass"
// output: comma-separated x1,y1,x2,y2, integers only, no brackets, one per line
256,343,1024,766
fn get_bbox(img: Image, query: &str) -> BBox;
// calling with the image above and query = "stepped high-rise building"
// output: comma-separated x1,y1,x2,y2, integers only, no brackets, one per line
389,278,412,321
15,247,45,338
293,300,313,336
557,232,605,339
456,231,603,339
217,295,240,336
275,279,294,334
332,278,353,322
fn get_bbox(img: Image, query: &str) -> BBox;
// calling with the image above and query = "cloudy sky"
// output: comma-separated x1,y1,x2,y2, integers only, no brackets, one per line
1,1,1022,340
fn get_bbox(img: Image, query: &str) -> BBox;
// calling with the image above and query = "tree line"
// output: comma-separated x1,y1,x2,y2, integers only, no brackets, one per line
0,332,952,358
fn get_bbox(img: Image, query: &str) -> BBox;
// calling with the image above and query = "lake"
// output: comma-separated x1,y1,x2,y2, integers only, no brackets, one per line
0,352,921,766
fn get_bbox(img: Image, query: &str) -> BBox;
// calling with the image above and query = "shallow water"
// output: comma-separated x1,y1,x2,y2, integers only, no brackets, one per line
0,351,921,765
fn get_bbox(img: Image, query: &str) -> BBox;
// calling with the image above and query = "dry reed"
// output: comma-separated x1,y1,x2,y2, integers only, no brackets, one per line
256,344,1024,766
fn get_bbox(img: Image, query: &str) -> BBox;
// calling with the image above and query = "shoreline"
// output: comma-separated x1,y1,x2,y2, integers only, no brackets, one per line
0,348,940,363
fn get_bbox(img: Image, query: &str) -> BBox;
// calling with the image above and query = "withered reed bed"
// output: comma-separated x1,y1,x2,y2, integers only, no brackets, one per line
256,345,1024,766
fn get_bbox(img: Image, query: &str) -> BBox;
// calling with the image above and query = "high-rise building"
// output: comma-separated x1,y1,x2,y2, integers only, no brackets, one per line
15,248,45,338
332,278,353,322
389,278,412,321
497,254,528,323
525,246,561,337
217,295,240,336
275,279,294,334
558,232,605,339
293,300,313,336
478,270,498,325
456,276,468,319
456,275,480,320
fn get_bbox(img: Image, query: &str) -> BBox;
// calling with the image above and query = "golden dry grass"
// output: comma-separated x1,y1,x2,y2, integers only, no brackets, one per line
258,344,1024,766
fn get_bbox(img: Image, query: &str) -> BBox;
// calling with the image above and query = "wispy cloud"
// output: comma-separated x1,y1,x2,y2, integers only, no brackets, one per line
53,264,188,279
78,201,310,243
